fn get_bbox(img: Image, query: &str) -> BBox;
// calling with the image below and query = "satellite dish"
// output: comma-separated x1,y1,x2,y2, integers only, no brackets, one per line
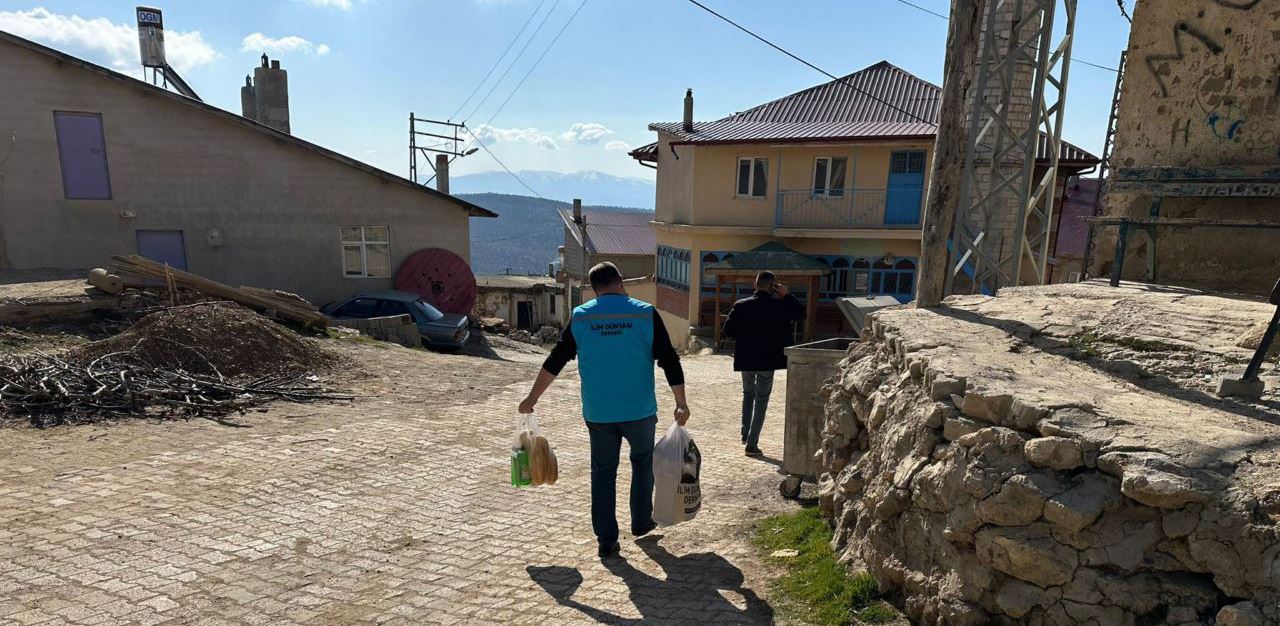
395,248,477,315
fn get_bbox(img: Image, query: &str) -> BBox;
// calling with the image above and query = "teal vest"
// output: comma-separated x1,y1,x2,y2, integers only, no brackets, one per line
570,295,657,423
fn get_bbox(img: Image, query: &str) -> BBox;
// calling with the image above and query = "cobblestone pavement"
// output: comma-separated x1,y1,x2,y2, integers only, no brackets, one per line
0,343,803,625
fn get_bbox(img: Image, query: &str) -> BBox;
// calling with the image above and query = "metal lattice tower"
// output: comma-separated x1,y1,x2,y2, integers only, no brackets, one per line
946,0,1078,295
1081,50,1128,279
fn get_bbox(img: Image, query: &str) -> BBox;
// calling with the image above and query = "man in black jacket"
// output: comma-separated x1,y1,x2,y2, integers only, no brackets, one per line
721,271,805,456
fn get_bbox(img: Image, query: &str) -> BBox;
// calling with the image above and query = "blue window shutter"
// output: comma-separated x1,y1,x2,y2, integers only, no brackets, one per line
54,112,112,199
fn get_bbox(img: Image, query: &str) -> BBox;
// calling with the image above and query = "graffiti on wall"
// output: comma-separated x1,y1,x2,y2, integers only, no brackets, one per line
1143,0,1278,153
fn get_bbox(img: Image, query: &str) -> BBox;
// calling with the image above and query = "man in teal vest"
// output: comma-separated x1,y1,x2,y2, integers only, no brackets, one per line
519,262,689,559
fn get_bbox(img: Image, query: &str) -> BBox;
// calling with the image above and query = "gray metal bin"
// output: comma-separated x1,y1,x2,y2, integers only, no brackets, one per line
780,337,856,498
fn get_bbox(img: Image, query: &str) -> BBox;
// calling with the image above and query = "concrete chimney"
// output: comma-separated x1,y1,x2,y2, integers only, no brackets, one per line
572,198,583,223
239,74,257,121
682,89,694,132
435,154,450,194
248,54,290,134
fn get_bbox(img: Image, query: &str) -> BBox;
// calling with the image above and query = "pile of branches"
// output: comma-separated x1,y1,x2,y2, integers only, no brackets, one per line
0,344,350,427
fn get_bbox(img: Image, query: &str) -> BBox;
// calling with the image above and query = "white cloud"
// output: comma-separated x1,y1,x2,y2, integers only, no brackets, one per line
560,122,614,144
0,8,219,73
604,140,631,152
300,0,352,9
241,32,332,56
472,124,559,149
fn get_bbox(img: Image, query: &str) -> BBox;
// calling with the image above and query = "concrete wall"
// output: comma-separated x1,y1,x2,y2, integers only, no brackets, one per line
474,288,563,329
0,38,475,306
655,133,695,225
1095,0,1280,293
662,141,932,228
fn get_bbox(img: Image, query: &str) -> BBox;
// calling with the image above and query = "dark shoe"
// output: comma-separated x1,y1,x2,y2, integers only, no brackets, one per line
745,445,763,457
597,541,621,559
632,520,657,538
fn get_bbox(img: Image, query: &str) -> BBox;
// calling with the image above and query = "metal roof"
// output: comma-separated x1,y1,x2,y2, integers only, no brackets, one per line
630,60,1098,167
557,209,656,256
0,30,497,219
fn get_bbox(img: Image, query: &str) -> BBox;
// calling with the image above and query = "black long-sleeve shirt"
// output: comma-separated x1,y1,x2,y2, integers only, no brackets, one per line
542,309,685,386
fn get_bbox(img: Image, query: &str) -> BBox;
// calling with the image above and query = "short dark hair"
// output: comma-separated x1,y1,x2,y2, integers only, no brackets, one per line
588,262,624,290
755,271,776,290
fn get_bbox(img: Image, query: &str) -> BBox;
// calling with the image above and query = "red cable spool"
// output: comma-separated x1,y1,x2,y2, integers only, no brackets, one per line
395,248,477,315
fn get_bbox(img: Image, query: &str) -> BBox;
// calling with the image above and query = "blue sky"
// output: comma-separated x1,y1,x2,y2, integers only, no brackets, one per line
0,0,1133,184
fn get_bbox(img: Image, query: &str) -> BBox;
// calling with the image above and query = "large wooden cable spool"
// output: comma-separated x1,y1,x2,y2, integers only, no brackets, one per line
394,248,477,315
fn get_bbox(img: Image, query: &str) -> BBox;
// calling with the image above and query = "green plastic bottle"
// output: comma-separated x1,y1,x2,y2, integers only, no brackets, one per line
510,447,531,487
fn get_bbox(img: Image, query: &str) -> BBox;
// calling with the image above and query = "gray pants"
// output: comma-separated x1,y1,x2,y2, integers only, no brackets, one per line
740,371,775,447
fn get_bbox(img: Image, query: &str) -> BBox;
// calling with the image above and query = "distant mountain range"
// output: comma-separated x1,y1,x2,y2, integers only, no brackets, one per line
461,192,653,276
452,170,655,210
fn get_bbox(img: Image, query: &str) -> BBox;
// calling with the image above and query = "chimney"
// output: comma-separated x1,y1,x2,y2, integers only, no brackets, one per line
435,154,450,194
248,54,290,133
239,75,257,121
572,198,583,223
682,88,694,132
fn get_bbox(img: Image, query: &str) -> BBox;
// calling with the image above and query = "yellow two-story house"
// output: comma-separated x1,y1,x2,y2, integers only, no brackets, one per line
630,61,1098,348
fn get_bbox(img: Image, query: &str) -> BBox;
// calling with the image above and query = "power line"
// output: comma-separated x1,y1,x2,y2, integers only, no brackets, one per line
684,0,935,125
887,0,1121,73
464,127,546,198
457,0,590,205
463,0,561,124
1115,0,1132,23
450,0,550,121
482,0,590,129
890,0,947,20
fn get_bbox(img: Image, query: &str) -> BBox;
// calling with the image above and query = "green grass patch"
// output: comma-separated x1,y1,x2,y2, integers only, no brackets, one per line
753,508,899,625
1067,328,1103,359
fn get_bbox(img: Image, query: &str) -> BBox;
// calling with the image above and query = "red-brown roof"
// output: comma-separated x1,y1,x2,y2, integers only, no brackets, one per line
629,61,1098,167
558,208,655,256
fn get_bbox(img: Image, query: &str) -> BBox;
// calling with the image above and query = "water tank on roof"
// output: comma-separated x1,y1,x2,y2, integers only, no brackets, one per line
136,7,165,68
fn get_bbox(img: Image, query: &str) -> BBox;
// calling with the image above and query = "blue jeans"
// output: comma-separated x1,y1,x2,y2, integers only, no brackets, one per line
585,415,657,546
741,371,775,447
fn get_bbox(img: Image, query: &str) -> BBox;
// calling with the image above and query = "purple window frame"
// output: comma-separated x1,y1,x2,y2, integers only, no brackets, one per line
53,111,112,200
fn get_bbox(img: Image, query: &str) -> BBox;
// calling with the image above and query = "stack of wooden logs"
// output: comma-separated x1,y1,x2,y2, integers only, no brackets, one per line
106,255,329,328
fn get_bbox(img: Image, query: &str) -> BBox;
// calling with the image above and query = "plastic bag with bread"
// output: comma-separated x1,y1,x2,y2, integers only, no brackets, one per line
513,413,558,487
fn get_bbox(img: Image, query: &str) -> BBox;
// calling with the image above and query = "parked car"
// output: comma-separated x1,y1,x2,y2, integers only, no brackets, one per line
322,290,470,350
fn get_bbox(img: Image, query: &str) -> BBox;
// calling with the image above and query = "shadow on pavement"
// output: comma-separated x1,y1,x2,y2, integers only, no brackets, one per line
527,536,774,625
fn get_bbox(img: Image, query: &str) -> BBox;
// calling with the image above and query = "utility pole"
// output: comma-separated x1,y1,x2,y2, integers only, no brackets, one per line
573,198,587,306
916,0,983,308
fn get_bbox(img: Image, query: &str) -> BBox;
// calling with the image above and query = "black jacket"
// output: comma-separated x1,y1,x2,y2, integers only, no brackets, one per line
722,290,805,372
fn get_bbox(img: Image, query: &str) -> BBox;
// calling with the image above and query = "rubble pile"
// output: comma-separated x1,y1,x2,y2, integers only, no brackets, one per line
68,302,334,378
816,283,1280,626
1,303,346,427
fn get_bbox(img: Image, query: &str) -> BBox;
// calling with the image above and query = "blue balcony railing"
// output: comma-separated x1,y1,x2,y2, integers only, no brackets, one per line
776,189,918,229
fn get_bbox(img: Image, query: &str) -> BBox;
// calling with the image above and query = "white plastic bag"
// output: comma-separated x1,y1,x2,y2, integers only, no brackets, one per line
511,413,557,487
653,423,701,526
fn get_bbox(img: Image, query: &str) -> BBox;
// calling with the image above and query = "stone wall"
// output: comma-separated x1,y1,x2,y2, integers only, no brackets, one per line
1093,0,1280,294
334,314,421,348
817,310,1276,625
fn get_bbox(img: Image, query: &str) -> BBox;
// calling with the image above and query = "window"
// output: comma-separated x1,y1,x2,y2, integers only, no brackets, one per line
549,293,556,315
379,300,412,317
852,258,870,294
890,151,927,175
341,226,391,278
869,257,917,298
333,298,381,318
736,157,769,197
53,112,111,199
813,157,847,197
657,245,691,290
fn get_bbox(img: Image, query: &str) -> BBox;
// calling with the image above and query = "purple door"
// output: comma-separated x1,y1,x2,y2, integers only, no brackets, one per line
135,230,187,271
53,112,112,199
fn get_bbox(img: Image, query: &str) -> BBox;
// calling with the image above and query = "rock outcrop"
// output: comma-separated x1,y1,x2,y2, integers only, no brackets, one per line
817,284,1280,625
